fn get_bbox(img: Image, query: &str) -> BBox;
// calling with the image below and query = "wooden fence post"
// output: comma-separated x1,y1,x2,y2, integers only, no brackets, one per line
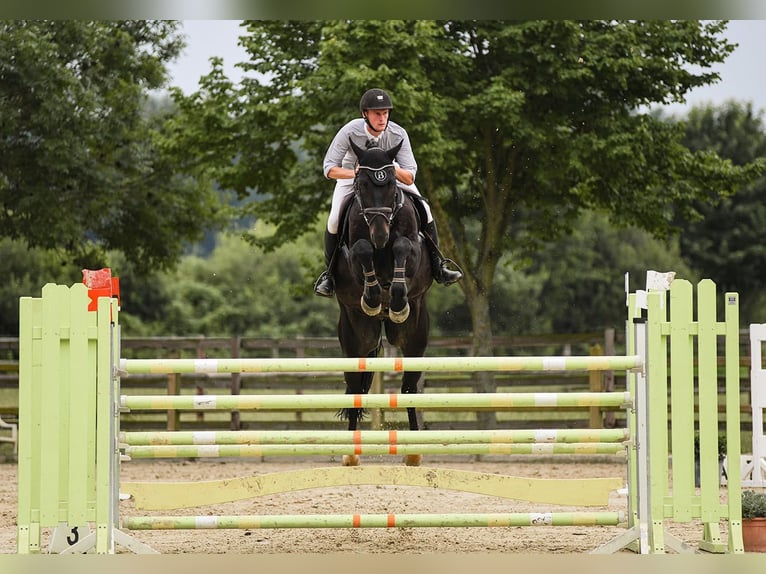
167,350,180,432
230,336,241,431
603,328,616,428
294,336,304,425
589,344,604,429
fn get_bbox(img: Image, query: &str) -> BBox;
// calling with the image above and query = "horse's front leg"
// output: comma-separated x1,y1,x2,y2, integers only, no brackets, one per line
350,239,382,316
389,236,415,323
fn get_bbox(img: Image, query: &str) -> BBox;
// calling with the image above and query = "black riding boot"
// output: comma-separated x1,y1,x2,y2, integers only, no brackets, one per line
424,221,462,285
314,230,339,297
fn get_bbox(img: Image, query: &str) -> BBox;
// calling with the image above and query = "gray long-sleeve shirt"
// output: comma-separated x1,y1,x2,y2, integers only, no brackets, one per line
322,118,417,180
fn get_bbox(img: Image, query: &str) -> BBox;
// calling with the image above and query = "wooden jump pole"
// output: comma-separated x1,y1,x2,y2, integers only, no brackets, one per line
120,391,632,411
123,511,626,530
120,428,630,446
122,442,627,459
119,354,643,374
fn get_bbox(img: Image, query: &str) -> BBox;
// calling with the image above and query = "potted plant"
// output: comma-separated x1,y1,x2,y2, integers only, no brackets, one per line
741,490,766,552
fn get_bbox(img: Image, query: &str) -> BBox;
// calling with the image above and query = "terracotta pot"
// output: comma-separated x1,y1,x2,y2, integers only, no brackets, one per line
743,517,766,552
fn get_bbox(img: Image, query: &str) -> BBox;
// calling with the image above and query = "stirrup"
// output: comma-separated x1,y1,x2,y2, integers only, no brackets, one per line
435,258,463,286
314,270,335,297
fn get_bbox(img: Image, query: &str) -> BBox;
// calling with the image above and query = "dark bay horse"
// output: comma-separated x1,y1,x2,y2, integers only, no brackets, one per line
333,139,433,466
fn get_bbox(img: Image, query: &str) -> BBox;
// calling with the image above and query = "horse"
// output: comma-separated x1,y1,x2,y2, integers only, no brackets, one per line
333,138,433,466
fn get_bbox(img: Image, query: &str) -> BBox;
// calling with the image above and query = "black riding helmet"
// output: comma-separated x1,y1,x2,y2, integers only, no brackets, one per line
359,88,393,112
360,88,393,132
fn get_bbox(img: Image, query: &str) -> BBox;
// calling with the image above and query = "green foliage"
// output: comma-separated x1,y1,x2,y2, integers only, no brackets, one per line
742,489,766,519
0,21,226,273
181,21,760,248
678,101,766,324
529,211,695,333
719,434,728,456
118,222,338,338
6,21,764,345
169,20,763,349
430,253,553,337
431,210,694,336
693,431,727,457
0,239,82,336
0,210,716,341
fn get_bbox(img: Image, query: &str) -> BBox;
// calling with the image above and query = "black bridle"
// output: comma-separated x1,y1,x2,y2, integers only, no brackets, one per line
353,163,404,227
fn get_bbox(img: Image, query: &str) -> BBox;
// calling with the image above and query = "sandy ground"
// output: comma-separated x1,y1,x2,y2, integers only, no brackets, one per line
0,455,717,555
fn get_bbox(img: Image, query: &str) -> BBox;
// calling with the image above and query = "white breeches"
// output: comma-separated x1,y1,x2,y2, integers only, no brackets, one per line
326,179,433,234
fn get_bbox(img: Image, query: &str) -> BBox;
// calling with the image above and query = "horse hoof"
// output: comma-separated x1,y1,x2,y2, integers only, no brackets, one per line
361,297,381,316
389,303,410,323
342,454,361,466
404,454,422,467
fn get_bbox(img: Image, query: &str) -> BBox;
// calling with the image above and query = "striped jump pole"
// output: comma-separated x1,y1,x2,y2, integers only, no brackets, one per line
120,428,630,446
122,442,627,459
119,355,643,375
123,511,627,530
120,391,633,411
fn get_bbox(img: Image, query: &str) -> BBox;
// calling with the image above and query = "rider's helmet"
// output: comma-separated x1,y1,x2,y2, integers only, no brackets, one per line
359,89,393,113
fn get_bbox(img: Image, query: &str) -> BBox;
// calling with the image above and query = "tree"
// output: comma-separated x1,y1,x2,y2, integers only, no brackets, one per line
117,224,338,338
0,239,83,337
0,21,224,272
677,101,766,322
170,20,764,365
529,211,696,334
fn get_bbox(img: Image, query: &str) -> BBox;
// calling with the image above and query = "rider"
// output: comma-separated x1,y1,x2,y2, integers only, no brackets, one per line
314,88,463,297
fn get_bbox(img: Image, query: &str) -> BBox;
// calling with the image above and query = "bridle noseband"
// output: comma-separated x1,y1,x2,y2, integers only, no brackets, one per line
353,163,404,227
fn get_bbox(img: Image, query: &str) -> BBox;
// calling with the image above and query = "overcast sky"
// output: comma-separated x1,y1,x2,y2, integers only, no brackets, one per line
166,20,766,115
166,20,248,93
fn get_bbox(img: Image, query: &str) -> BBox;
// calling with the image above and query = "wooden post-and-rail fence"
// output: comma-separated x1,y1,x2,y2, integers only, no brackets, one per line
0,330,622,437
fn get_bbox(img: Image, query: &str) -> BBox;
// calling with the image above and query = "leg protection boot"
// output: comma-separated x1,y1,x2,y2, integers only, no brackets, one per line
313,230,339,297
424,221,462,286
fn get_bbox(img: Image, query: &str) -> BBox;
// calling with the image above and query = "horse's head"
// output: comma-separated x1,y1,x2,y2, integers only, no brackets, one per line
350,138,404,249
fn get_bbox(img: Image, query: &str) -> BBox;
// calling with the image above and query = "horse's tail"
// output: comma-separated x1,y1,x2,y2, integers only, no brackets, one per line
337,338,382,424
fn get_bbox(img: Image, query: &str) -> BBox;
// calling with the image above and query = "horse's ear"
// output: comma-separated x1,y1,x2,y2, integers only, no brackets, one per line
387,140,403,162
349,138,365,161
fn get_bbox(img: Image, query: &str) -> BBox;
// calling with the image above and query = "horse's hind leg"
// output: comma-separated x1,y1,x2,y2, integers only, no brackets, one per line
388,303,429,466
340,369,377,466
338,308,381,466
340,372,369,466
401,371,424,466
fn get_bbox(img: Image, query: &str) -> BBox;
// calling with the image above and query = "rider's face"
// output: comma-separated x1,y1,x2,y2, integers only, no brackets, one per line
364,109,389,134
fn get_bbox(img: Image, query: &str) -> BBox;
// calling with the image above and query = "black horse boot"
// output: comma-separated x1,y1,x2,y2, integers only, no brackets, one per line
314,230,340,297
424,221,462,285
